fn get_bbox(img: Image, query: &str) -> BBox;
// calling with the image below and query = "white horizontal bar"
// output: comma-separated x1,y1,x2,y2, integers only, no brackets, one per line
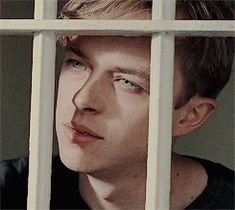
0,20,234,36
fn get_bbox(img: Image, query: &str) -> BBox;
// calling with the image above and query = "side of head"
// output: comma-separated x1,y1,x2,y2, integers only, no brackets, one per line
172,0,234,136
59,0,234,138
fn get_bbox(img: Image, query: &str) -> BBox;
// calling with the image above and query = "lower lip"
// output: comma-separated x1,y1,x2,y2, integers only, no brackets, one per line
64,126,102,146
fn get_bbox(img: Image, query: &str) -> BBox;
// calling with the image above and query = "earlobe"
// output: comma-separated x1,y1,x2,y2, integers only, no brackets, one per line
173,96,217,137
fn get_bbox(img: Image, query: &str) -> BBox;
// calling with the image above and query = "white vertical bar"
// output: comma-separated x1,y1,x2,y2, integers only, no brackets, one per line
27,0,57,209
34,0,58,19
145,0,176,210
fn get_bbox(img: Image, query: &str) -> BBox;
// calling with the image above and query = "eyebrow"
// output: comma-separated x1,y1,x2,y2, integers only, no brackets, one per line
65,45,89,60
65,44,150,80
112,67,150,80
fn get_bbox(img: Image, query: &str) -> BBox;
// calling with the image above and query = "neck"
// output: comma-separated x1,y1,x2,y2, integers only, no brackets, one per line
79,161,147,210
79,153,207,210
170,153,208,210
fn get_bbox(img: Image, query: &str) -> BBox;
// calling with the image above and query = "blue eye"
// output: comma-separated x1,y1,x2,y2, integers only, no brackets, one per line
68,59,83,68
115,78,143,92
66,59,87,71
120,79,137,88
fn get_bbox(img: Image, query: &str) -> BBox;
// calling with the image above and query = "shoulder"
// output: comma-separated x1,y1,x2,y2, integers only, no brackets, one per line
189,156,234,183
186,156,234,209
0,156,86,209
0,157,29,188
0,157,29,209
0,157,29,175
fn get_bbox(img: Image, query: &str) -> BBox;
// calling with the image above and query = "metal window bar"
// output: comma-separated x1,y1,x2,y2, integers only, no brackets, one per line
0,0,234,209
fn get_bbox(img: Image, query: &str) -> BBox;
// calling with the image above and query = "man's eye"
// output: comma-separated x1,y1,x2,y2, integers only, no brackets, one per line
115,78,142,91
120,79,137,88
66,59,87,71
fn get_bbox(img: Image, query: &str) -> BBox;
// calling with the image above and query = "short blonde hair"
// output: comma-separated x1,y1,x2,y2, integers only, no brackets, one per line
60,0,151,19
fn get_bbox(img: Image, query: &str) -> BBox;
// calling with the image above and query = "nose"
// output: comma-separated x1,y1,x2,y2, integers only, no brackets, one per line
72,78,105,115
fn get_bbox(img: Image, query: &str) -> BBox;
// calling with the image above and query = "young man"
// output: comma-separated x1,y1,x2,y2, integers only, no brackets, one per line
1,0,234,209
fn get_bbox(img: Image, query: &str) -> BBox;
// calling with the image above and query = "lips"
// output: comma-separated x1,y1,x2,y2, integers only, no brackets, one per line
63,122,104,146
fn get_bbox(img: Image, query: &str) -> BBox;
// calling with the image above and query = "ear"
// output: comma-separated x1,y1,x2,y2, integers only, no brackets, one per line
172,96,217,137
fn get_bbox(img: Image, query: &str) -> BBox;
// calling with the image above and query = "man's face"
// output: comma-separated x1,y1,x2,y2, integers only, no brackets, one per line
56,36,153,173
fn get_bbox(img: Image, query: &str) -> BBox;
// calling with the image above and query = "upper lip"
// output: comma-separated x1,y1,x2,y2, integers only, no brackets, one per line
66,121,104,139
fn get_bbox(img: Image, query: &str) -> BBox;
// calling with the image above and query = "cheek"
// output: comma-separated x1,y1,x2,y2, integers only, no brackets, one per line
58,70,88,98
56,79,78,121
57,71,86,105
113,96,149,145
120,93,149,129
124,113,149,160
57,83,71,111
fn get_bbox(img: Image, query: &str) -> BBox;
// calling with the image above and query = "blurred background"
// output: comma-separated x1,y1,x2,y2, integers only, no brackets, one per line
0,0,234,170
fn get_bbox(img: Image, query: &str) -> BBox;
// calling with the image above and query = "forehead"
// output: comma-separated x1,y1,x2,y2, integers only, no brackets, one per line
67,36,151,65
71,36,151,66
76,36,150,52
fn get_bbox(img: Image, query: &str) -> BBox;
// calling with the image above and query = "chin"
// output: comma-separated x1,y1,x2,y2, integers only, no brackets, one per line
59,150,85,172
58,148,101,174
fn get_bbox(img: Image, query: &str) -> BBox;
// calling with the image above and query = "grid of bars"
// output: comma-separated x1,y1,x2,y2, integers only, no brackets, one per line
0,0,234,209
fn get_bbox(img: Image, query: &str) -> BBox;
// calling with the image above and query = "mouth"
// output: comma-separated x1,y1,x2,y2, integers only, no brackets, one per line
63,122,104,145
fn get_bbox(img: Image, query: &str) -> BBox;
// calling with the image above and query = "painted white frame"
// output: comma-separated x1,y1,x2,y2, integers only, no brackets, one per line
1,20,234,36
0,0,234,209
145,1,175,209
27,1,57,209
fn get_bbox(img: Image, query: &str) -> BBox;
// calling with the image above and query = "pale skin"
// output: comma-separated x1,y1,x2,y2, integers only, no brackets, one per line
56,12,217,210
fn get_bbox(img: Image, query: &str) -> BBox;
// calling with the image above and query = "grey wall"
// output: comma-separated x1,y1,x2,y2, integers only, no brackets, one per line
1,36,32,160
0,0,65,160
0,0,234,170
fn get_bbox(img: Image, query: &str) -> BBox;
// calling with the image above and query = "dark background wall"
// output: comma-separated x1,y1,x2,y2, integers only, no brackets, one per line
0,0,234,169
